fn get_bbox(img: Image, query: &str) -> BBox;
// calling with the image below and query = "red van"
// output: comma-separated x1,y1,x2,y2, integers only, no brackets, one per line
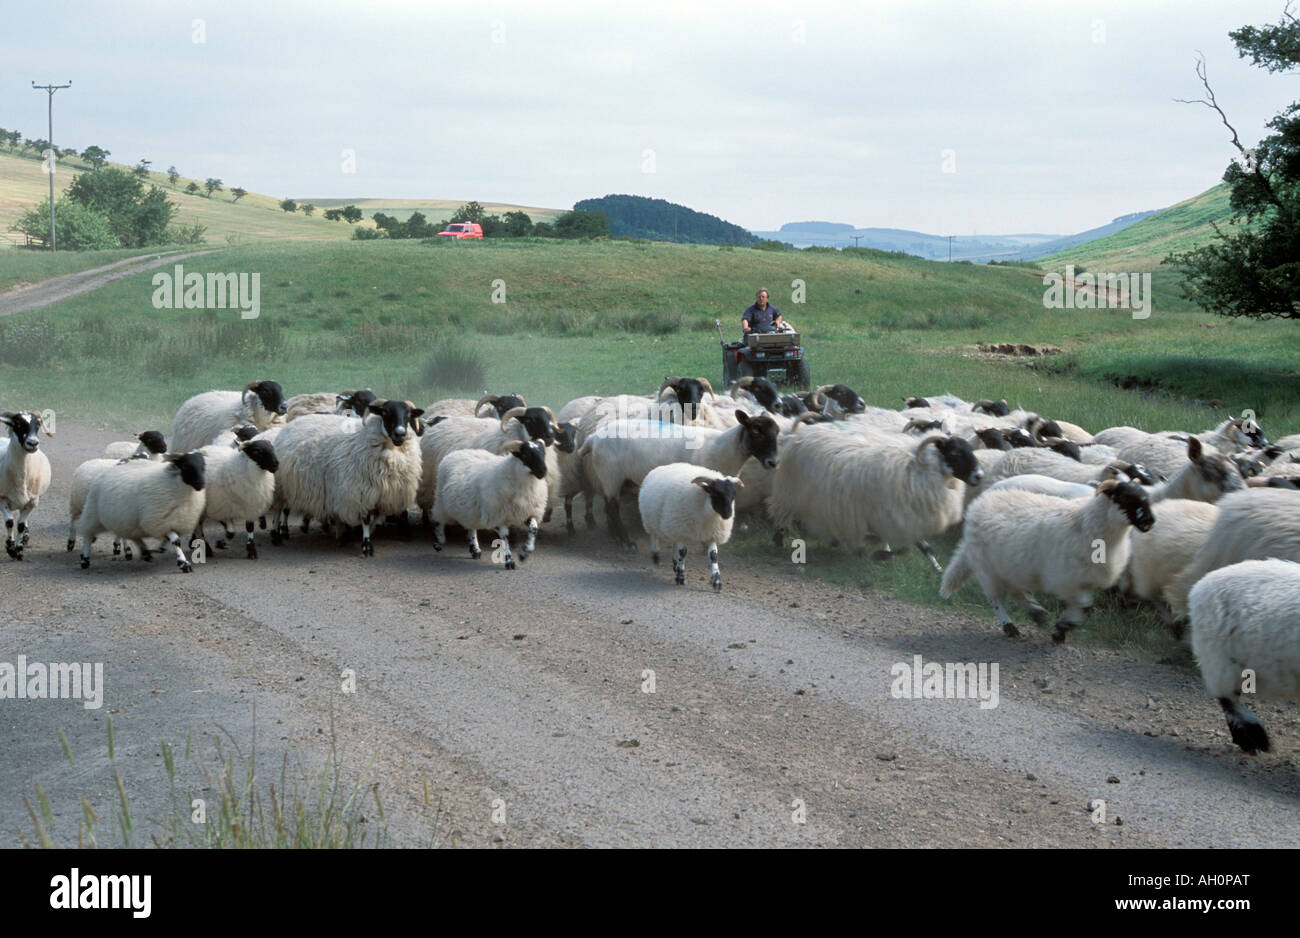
437,222,483,239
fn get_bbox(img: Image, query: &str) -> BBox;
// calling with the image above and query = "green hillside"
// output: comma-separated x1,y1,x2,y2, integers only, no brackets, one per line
1038,184,1236,272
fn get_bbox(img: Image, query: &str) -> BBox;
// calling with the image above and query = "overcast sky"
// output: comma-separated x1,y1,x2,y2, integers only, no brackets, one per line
2,0,1290,235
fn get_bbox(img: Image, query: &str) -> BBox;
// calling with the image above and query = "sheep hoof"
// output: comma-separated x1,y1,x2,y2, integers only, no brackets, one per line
80,557,90,569
141,550,154,563
505,559,516,570
1028,609,1048,627
179,561,193,573
674,575,685,586
585,515,597,530
711,575,722,591
543,508,553,523
566,521,576,536
1001,622,1020,638
269,531,282,546
470,548,482,560
4,543,17,560
215,540,228,550
246,543,258,560
1051,625,1071,644
361,540,374,558
432,541,442,552
871,549,896,562
258,516,267,530
66,539,76,552
651,551,660,565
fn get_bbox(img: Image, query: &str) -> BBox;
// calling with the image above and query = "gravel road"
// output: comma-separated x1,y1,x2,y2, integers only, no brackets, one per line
3,424,1299,848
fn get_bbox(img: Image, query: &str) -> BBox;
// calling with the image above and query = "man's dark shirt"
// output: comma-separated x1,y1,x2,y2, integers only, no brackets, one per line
743,302,780,334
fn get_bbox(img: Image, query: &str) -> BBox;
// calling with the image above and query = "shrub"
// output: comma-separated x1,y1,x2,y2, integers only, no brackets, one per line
419,342,487,391
352,226,387,240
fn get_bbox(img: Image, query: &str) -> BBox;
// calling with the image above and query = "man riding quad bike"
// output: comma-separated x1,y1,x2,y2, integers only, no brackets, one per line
719,287,810,388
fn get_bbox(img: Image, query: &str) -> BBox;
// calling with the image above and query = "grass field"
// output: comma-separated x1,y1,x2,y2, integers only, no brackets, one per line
1038,183,1235,272
2,236,1295,657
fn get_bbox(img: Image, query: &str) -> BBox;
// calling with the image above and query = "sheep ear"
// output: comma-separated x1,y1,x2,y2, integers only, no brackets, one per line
735,410,750,426
0,414,12,428
1187,436,1202,461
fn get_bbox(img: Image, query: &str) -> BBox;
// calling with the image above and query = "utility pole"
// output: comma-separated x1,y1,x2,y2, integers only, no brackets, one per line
32,80,71,251
851,235,863,248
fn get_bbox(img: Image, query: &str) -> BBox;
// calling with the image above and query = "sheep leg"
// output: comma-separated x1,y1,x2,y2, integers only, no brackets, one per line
432,521,444,552
542,506,553,524
2,508,16,559
872,543,900,562
360,513,375,557
649,533,660,565
673,544,687,586
271,507,290,544
1017,591,1049,627
772,526,786,549
707,542,722,591
123,541,135,561
112,538,121,557
140,540,154,562
497,526,516,570
301,515,312,534
79,534,92,569
519,518,538,562
245,520,258,559
605,496,634,550
1051,591,1093,644
216,522,235,550
564,495,576,535
169,532,193,572
1219,696,1270,754
991,600,1020,638
467,529,482,560
917,541,943,573
584,494,598,530
16,504,34,549
258,514,267,530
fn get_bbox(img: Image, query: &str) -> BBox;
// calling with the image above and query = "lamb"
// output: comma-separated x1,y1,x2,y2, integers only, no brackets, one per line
431,439,549,568
283,388,376,422
767,424,983,572
171,380,287,452
579,410,780,547
74,452,207,572
1189,559,1300,753
270,400,425,556
68,444,169,559
940,480,1155,640
0,411,53,560
638,464,742,590
103,430,167,462
1166,488,1300,618
193,440,279,558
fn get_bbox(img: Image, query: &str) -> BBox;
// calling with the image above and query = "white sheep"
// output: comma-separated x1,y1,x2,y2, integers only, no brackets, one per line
269,400,424,556
1189,558,1300,754
74,452,207,572
940,480,1155,640
986,474,1098,499
0,411,52,561
638,464,742,590
194,440,279,558
425,392,527,419
68,446,168,560
431,439,549,568
171,380,287,452
103,430,167,462
1166,488,1300,617
579,410,780,547
767,424,983,572
283,388,376,422
1119,499,1219,607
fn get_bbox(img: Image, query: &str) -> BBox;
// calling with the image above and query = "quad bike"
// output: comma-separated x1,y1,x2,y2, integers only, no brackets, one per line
716,319,810,389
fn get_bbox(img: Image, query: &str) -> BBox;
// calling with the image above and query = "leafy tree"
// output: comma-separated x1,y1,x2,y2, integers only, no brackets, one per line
81,145,109,170
204,178,223,198
323,208,342,221
553,209,609,239
231,187,247,203
185,181,200,195
65,167,178,247
6,130,20,150
340,205,362,223
501,210,534,237
450,201,487,224
133,160,152,179
1167,6,1300,318
301,202,316,216
167,165,180,186
9,197,118,250
531,222,555,238
280,198,298,213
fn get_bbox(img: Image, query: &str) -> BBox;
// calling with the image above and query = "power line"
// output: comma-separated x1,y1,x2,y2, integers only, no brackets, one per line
31,81,72,251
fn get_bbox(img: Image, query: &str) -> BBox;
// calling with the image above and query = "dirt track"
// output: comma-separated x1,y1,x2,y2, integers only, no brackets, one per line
0,250,218,316
4,424,1300,848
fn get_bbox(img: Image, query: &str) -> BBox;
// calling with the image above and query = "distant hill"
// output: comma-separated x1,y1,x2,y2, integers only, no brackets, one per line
750,222,1061,261
1036,184,1236,271
1006,211,1158,263
780,221,854,234
573,194,756,245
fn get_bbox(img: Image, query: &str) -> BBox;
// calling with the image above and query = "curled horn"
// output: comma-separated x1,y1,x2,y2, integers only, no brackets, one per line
657,377,682,402
914,434,944,464
241,381,258,407
500,406,527,431
696,377,715,400
789,413,820,433
730,376,755,399
1096,479,1120,497
807,389,825,412
502,440,524,454
542,405,559,432
475,393,500,417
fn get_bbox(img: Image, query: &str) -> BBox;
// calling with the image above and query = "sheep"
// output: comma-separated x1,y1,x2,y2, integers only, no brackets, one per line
212,424,262,449
656,376,717,424
1142,437,1245,504
431,439,549,568
283,388,376,422
415,406,558,522
1275,433,1300,453
1166,488,1300,618
74,452,207,572
580,410,780,547
171,380,287,452
426,393,527,419
638,464,742,590
1158,416,1268,453
940,479,1155,641
0,411,53,561
1119,499,1219,606
978,448,1149,492
270,400,425,556
104,430,167,462
68,445,170,559
766,424,983,572
734,413,821,514
987,474,1098,499
1189,558,1300,754
1108,418,1267,478
807,384,866,418
730,376,807,417
193,440,279,559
